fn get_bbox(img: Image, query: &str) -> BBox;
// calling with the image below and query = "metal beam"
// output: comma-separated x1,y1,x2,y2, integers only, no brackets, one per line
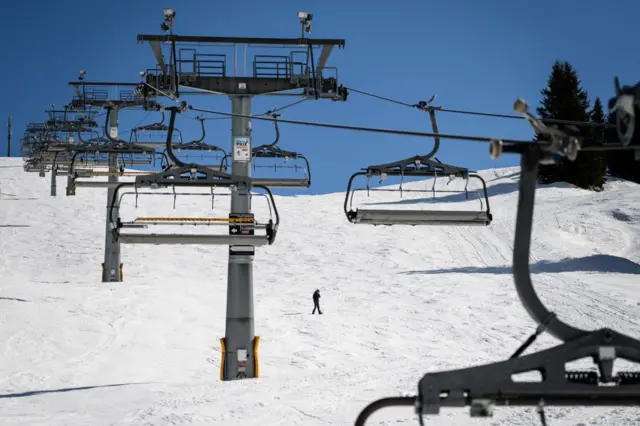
137,34,345,48
50,166,58,196
153,76,303,96
75,181,131,188
223,95,258,381
7,116,11,157
67,81,143,87
352,209,492,226
149,41,167,73
103,108,122,283
118,233,268,246
316,45,334,77
250,177,309,188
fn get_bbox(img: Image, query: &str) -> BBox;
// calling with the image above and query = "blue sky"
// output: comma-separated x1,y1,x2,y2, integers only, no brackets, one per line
2,0,638,195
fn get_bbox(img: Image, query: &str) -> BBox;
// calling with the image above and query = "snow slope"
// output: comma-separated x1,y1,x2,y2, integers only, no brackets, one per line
1,157,639,426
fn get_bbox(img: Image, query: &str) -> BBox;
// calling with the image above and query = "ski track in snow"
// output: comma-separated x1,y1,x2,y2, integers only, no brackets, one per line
0,158,639,425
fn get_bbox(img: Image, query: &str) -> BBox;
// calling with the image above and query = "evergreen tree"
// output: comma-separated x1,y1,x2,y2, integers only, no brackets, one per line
535,61,606,189
568,97,607,190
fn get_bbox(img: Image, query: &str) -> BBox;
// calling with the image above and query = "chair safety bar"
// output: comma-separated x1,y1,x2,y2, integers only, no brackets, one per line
251,177,310,188
344,171,493,226
74,181,127,188
135,217,255,223
349,209,492,226
199,164,227,172
119,217,269,228
220,149,312,188
117,233,270,246
84,171,151,176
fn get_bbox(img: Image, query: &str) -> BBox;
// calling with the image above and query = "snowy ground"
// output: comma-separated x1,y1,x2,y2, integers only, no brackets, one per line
0,157,639,425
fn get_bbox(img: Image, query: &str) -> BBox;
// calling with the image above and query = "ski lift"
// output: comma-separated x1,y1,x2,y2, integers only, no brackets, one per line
162,118,227,171
65,140,160,195
129,110,184,147
220,113,311,188
344,108,492,226
110,165,280,246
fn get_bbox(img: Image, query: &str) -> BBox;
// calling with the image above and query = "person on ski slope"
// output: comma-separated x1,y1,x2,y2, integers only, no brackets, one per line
312,289,322,315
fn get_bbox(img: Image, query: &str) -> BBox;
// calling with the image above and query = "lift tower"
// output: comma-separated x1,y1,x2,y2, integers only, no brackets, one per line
7,116,11,157
137,9,347,380
66,79,158,282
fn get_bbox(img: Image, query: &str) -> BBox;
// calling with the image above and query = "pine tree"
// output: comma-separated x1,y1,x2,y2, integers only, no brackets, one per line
568,97,607,190
535,61,606,189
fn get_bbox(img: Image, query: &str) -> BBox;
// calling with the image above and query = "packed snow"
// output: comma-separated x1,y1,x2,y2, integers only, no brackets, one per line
1,157,639,425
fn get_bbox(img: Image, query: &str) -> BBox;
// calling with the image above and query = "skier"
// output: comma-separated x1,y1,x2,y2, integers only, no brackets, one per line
312,289,322,315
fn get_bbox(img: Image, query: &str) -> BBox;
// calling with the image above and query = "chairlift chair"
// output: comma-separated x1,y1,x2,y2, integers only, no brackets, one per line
65,140,159,195
344,156,492,226
161,117,227,172
220,113,312,188
167,141,228,171
344,106,492,226
110,165,280,247
129,111,184,148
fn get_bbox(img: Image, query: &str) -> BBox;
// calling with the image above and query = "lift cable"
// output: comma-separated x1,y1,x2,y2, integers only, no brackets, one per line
198,98,308,122
120,110,154,135
190,105,533,145
260,98,307,116
189,105,630,153
344,86,616,129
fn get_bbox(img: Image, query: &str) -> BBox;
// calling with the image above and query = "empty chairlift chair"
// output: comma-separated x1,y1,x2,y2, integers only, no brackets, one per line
65,140,158,195
344,104,492,227
220,113,312,188
129,111,185,148
161,117,227,172
110,165,280,247
344,155,493,226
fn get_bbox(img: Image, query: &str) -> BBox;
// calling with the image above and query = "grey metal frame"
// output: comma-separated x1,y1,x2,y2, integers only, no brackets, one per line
134,10,348,382
108,165,280,246
219,113,313,188
159,116,228,170
344,167,492,226
65,141,158,195
343,105,492,227
61,80,160,283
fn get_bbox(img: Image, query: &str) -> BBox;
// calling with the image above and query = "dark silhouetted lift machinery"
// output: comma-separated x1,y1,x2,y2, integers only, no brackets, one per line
21,124,48,175
21,114,77,178
220,112,312,187
21,108,101,186
21,121,56,175
136,8,347,381
64,75,161,282
43,108,102,197
354,77,640,426
344,101,492,226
